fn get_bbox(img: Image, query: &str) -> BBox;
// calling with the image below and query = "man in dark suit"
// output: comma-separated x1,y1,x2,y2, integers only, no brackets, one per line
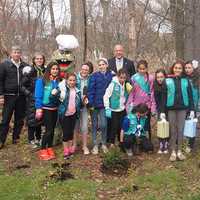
108,44,136,78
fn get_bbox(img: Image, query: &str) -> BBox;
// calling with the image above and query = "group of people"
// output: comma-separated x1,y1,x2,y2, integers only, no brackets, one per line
0,44,199,162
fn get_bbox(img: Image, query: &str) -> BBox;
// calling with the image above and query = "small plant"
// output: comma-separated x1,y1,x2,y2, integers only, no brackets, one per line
48,162,74,182
101,147,130,175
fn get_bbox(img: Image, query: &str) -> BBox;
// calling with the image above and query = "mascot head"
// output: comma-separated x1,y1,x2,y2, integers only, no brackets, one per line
51,34,79,78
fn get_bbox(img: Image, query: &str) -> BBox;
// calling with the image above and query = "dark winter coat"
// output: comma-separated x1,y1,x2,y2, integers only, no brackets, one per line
0,58,28,95
21,66,45,127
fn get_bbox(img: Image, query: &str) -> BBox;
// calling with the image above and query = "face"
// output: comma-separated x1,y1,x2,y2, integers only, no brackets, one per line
34,55,44,67
50,65,59,77
114,45,124,59
80,64,89,78
98,61,108,72
185,63,193,76
173,63,183,76
156,72,165,84
137,111,148,117
137,64,148,75
118,73,126,85
67,75,76,88
10,49,21,62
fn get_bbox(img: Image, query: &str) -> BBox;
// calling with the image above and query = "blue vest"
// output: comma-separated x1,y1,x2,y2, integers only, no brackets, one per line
131,73,150,95
109,81,128,109
76,73,89,93
124,113,146,136
43,80,58,105
165,78,189,107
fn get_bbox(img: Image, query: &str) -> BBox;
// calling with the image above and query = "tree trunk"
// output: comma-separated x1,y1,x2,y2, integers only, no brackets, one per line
170,0,184,60
70,0,86,68
127,0,136,59
193,0,200,61
49,0,56,38
100,0,111,58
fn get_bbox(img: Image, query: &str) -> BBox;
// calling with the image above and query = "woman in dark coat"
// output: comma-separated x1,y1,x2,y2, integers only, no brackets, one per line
21,53,46,148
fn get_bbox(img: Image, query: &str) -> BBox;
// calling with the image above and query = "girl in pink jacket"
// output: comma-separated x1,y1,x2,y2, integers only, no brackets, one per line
126,60,156,143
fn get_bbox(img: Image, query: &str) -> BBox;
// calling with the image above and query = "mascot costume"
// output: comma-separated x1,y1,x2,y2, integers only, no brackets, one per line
52,34,79,145
52,34,79,77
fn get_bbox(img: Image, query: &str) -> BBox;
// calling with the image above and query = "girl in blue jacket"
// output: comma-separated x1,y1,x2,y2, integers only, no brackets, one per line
120,103,149,156
35,62,60,161
58,73,81,159
88,58,113,154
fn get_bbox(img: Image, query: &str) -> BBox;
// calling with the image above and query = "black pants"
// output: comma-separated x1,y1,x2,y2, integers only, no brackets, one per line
41,109,57,149
60,114,77,142
109,110,126,144
0,95,26,144
188,137,195,149
28,126,41,142
144,112,151,141
140,136,154,152
123,134,136,149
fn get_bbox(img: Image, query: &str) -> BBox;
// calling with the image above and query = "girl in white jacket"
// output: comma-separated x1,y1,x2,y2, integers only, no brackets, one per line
103,69,128,147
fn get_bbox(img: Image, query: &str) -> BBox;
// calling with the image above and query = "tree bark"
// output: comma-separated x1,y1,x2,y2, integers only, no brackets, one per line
70,0,86,68
100,0,111,58
49,0,56,38
170,0,184,60
127,0,136,59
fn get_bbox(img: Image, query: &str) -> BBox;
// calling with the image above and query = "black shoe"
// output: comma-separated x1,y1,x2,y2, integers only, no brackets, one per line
12,139,19,144
0,142,4,149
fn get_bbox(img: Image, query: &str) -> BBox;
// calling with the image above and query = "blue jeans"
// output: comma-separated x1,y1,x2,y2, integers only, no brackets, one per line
91,108,107,145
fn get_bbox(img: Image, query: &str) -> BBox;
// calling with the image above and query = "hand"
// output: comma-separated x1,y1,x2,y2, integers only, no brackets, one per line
160,113,166,120
83,96,89,105
189,111,195,119
151,112,157,118
35,109,43,120
0,96,4,105
105,108,112,118
51,88,58,95
60,91,65,101
127,103,133,114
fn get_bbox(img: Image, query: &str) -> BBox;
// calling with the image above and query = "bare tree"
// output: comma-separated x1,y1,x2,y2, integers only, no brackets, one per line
127,0,136,59
70,0,87,68
48,0,56,38
100,0,111,58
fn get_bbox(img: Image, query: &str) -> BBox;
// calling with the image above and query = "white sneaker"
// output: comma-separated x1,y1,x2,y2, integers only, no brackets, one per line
177,150,186,160
157,149,163,154
92,145,98,155
126,149,133,156
29,140,38,149
83,147,90,155
102,145,108,153
185,146,191,154
163,149,169,154
169,151,177,162
35,139,41,147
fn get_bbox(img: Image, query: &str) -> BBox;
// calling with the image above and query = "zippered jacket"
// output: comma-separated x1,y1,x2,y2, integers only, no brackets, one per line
0,58,28,95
